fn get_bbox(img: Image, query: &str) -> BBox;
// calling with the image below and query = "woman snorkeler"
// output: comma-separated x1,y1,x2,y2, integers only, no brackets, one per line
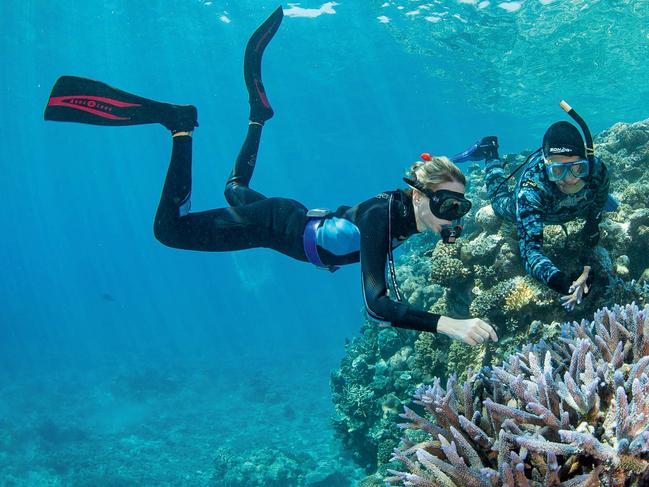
44,7,497,347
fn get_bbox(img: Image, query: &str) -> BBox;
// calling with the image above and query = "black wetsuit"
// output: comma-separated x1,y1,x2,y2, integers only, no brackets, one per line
154,124,441,333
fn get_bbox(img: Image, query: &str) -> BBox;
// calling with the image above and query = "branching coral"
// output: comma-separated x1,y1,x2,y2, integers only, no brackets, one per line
604,277,649,309
385,303,649,486
333,119,649,475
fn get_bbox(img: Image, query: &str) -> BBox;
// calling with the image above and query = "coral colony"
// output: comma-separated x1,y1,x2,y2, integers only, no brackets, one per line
385,303,649,486
333,119,649,477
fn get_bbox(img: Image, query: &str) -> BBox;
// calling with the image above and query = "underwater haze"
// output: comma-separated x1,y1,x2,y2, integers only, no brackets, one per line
1,0,648,485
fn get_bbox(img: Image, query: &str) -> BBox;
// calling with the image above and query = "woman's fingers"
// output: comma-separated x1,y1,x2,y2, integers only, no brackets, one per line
481,322,498,342
473,327,490,340
458,319,499,346
467,333,481,344
468,321,498,345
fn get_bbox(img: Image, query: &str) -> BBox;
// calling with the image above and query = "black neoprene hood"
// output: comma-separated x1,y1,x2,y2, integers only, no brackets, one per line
542,121,586,158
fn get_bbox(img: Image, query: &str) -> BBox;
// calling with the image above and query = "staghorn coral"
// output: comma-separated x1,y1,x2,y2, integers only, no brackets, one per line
604,277,649,309
385,303,649,486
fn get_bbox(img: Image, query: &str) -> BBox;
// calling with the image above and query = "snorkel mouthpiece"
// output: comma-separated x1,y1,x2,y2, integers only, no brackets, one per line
440,222,463,244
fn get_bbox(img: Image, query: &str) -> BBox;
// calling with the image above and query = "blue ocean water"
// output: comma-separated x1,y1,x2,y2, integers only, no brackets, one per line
1,1,648,485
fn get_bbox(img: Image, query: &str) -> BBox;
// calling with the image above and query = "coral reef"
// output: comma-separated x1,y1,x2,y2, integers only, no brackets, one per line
393,239,446,312
593,119,649,282
331,323,421,471
331,118,649,474
211,447,301,486
210,446,352,487
386,303,649,486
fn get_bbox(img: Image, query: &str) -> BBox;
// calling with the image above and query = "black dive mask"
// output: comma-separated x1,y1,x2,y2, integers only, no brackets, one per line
403,177,472,221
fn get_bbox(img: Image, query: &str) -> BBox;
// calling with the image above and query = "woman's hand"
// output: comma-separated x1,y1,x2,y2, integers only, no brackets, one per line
437,316,498,346
561,266,591,311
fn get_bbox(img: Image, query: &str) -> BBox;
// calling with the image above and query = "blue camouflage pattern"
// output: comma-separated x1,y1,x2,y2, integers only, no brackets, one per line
485,152,609,287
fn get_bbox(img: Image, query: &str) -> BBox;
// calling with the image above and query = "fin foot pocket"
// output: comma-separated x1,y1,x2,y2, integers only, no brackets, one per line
162,104,199,133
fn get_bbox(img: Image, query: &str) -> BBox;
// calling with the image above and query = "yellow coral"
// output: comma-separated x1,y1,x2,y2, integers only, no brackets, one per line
504,277,535,312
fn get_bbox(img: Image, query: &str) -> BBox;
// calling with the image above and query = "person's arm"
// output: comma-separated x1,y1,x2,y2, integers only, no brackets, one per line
516,182,571,294
358,206,441,333
358,203,498,344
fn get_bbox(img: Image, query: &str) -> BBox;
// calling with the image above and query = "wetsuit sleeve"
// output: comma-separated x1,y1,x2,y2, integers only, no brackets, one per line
516,182,569,294
580,159,610,252
358,205,440,333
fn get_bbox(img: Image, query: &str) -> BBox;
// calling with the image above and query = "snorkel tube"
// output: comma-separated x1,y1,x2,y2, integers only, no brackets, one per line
559,100,595,173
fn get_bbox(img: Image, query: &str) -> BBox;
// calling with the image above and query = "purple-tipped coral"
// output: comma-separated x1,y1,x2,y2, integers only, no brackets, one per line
385,303,649,486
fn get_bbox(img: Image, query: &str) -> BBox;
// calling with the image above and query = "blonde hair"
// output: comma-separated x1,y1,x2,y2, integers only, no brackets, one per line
407,156,466,189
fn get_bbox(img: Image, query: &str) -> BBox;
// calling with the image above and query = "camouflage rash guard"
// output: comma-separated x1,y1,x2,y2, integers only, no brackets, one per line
485,152,610,293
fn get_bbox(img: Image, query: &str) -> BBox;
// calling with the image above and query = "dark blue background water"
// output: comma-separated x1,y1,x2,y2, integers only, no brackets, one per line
1,1,648,484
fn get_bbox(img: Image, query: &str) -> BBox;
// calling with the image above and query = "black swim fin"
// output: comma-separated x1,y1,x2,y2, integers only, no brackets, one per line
44,76,198,131
244,6,284,123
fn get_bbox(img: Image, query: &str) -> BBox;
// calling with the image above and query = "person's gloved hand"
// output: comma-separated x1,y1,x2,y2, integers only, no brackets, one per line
561,266,592,311
450,136,499,163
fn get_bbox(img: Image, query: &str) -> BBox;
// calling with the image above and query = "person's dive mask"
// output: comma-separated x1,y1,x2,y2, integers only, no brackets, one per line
542,155,589,182
403,177,472,221
440,221,463,244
